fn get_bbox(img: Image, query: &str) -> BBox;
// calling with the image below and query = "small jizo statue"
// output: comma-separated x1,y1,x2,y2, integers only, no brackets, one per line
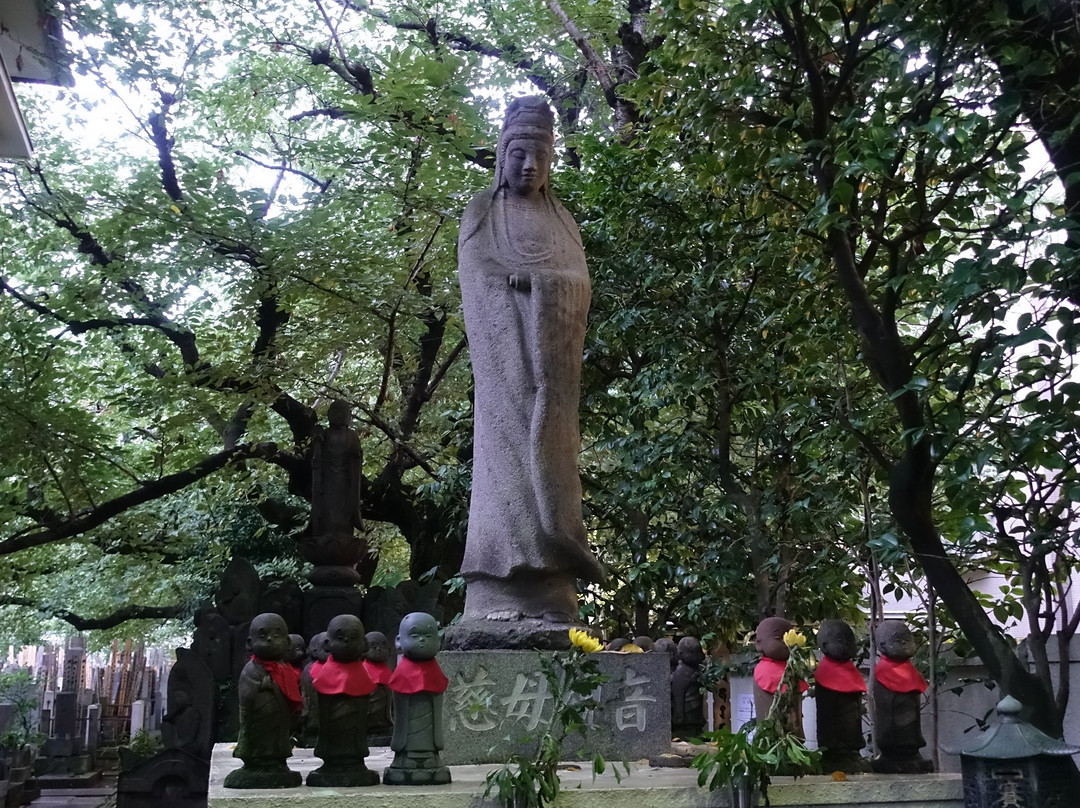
653,637,678,673
871,620,933,773
363,630,394,745
286,634,307,671
308,615,379,786
383,613,451,785
670,637,706,740
814,620,869,773
224,613,303,789
300,632,329,748
752,617,806,736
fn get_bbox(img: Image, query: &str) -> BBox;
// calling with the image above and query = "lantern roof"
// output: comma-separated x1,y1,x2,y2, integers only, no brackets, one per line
947,696,1080,760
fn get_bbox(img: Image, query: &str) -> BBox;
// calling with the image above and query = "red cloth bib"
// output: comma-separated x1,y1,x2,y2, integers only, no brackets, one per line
253,657,303,707
875,656,927,694
388,658,449,695
814,656,867,693
753,657,808,695
311,656,376,696
363,659,393,686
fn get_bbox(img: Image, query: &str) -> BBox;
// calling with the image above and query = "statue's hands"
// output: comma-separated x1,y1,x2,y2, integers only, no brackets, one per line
507,274,531,292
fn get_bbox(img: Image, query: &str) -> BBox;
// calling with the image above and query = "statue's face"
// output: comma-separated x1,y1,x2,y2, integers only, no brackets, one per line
878,621,916,660
365,632,390,663
755,617,792,661
397,613,440,661
504,137,552,197
819,621,857,661
326,615,366,663
249,614,289,660
287,634,307,665
308,632,330,663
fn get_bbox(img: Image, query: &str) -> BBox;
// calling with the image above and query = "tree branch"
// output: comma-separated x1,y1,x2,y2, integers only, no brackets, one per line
0,442,281,556
0,598,182,631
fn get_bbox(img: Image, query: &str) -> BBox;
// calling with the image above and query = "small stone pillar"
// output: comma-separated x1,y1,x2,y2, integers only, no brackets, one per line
946,696,1080,808
130,700,146,738
85,704,101,761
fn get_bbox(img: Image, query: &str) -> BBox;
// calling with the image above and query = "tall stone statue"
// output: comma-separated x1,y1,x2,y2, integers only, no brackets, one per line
301,400,364,586
452,96,604,649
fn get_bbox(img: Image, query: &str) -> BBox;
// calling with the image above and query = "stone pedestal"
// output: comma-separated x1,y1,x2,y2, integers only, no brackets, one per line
436,650,670,765
302,588,364,639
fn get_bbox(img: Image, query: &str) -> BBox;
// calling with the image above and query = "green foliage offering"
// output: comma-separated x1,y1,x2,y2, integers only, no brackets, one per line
121,729,164,770
693,630,820,803
482,641,623,808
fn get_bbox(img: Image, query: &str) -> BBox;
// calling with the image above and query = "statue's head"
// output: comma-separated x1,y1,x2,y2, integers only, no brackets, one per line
876,620,917,661
496,97,555,198
648,639,673,669
755,616,794,661
605,637,630,651
287,634,307,666
326,614,367,663
396,612,441,661
327,399,352,428
307,631,330,663
365,631,391,664
677,636,705,665
818,619,857,662
248,613,290,661
632,635,655,652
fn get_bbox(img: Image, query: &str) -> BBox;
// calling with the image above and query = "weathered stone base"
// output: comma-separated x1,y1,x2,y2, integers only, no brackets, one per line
871,754,934,774
821,750,872,774
223,764,303,789
382,765,451,786
305,765,379,787
302,587,364,638
436,650,670,765
444,617,577,651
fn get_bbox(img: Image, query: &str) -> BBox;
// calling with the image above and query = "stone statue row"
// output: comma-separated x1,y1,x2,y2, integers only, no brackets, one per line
223,611,450,789
751,617,933,774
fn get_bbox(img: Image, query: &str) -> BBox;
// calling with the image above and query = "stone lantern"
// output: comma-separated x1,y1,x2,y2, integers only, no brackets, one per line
946,695,1080,808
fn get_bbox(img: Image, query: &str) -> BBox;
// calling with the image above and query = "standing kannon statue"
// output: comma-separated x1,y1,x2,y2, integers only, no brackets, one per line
301,399,364,586
452,96,604,650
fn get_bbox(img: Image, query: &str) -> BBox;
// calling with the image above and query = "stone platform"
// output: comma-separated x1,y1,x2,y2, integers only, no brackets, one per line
210,744,963,808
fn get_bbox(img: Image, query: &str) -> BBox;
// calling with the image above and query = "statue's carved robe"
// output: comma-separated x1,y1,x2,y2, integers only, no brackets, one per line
458,188,603,588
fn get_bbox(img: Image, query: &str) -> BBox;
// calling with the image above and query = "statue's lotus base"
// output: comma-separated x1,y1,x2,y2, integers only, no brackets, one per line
443,617,576,651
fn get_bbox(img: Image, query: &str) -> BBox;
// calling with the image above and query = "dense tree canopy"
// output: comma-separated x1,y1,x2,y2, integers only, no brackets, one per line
1,0,1078,733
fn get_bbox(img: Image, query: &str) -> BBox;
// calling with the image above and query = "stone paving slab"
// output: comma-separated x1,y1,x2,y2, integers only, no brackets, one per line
210,744,963,808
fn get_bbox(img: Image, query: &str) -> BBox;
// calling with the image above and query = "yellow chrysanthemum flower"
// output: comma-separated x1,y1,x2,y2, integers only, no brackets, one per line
568,628,603,653
783,628,807,648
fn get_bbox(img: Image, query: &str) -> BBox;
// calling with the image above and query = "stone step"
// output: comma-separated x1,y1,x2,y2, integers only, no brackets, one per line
34,773,102,791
